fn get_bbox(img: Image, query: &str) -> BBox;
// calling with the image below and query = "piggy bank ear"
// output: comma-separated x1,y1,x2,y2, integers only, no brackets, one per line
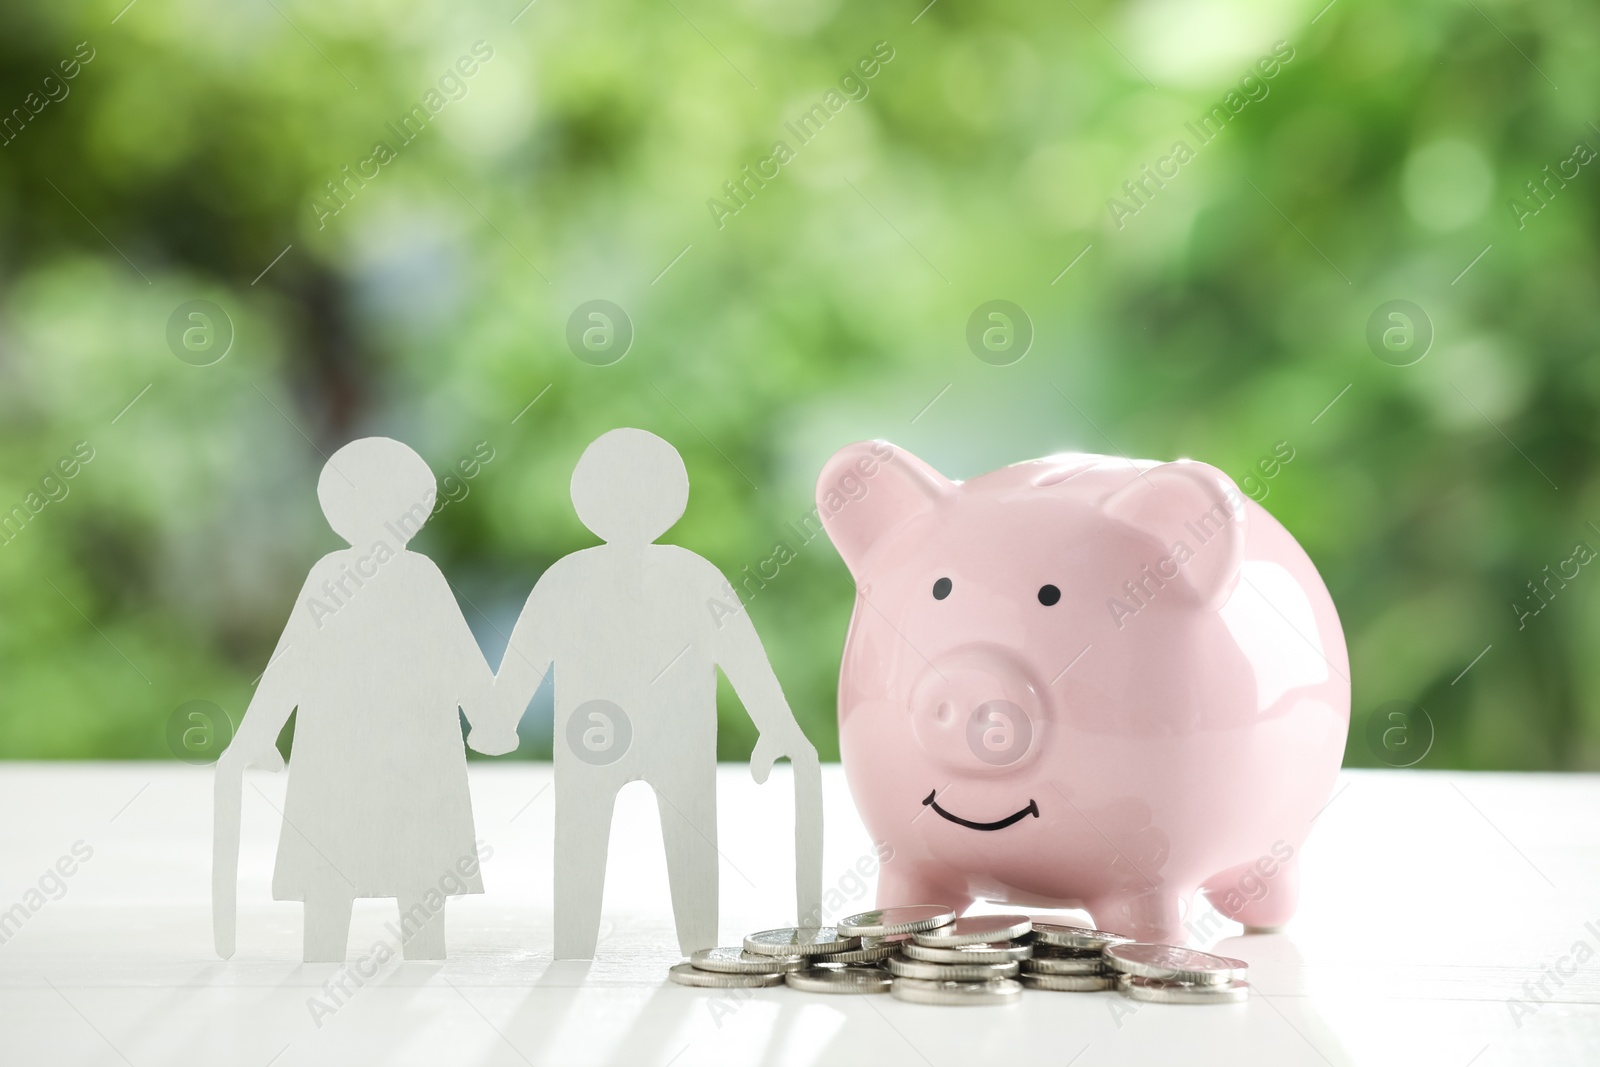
817,441,953,580
1102,461,1246,609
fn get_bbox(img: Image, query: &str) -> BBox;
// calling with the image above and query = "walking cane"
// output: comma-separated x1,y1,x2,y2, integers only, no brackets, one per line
793,753,824,928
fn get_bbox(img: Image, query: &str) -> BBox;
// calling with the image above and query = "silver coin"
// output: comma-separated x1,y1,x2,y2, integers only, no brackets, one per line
891,977,1023,1006
888,956,1020,981
1119,974,1251,1004
1104,943,1248,985
786,965,893,994
1030,923,1132,951
669,963,785,989
743,927,860,956
812,942,899,964
903,941,1032,964
1031,944,1104,960
1022,955,1107,976
912,914,1032,947
1019,972,1118,992
690,947,805,974
861,934,912,948
838,905,956,938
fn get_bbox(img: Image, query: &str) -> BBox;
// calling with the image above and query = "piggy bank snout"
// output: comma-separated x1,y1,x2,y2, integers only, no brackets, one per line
910,650,1047,774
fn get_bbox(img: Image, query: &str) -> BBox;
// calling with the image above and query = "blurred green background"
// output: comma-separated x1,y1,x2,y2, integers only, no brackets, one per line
0,0,1595,769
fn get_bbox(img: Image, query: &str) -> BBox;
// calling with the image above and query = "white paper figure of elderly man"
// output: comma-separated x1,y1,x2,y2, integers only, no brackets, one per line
214,437,501,962
473,428,822,958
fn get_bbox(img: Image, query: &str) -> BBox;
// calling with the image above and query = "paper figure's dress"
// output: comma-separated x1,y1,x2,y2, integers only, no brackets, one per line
268,552,487,900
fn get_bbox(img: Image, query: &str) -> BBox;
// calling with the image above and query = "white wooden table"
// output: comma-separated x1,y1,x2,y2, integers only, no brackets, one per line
0,763,1595,1066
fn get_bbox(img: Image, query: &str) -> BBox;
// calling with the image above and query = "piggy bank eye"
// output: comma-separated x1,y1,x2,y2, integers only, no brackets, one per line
1037,584,1061,606
932,577,952,600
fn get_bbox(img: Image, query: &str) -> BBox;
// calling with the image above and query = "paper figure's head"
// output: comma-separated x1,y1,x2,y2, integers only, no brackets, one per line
318,437,437,548
571,428,688,544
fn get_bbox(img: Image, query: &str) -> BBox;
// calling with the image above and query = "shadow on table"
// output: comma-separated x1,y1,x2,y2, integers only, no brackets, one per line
361,928,1357,1067
599,981,835,1067
451,957,836,1067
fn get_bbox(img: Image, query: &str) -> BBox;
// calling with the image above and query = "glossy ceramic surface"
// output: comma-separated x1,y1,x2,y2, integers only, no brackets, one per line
816,441,1349,943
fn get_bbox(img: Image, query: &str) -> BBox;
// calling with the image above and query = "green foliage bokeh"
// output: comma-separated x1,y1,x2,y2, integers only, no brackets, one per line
0,0,1596,768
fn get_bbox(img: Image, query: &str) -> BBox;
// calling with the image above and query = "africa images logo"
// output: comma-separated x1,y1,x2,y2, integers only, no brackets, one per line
705,41,896,230
1106,40,1295,230
309,42,495,229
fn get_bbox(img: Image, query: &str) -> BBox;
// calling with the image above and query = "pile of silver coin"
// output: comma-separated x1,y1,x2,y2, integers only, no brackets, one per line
667,906,1251,1006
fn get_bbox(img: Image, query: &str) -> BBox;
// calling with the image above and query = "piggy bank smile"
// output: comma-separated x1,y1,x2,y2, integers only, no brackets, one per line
921,789,1039,831
817,442,1350,944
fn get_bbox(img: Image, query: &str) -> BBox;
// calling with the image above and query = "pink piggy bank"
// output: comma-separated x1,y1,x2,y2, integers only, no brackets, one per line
816,442,1348,943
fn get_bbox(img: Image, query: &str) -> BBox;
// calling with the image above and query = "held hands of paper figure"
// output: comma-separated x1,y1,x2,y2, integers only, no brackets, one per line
464,689,524,757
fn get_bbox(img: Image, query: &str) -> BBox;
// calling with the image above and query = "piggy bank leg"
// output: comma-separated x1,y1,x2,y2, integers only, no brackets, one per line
1085,887,1186,944
875,858,972,915
1203,856,1300,932
654,775,719,955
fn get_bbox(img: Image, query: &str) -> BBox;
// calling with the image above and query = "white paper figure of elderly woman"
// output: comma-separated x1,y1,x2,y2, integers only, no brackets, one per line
473,428,823,958
214,437,501,962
